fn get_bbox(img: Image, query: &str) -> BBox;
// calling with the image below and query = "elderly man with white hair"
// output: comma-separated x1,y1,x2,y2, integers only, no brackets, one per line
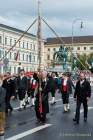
35,70,50,124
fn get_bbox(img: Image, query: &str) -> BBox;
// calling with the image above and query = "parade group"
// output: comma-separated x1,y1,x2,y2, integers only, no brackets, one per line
0,69,92,137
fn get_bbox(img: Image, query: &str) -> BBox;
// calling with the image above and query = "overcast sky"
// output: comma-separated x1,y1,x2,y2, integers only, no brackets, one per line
0,0,93,38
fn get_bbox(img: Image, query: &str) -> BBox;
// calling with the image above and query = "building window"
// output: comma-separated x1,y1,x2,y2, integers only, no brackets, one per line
14,53,16,60
71,47,73,50
48,48,50,51
14,39,16,44
30,68,32,71
14,67,16,73
0,67,1,73
84,47,86,50
53,48,56,51
33,45,35,50
27,43,28,49
26,55,29,61
26,67,28,72
29,53,32,62
47,55,50,60
23,54,24,61
5,37,7,45
10,39,12,46
19,41,21,47
30,44,32,50
90,47,93,50
10,52,12,59
77,47,80,50
0,50,2,58
34,56,35,62
10,67,11,73
0,36,2,44
23,42,25,48
19,53,20,60
5,51,7,56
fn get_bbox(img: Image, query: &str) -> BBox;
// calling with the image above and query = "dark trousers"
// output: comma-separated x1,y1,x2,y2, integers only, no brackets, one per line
5,97,13,113
27,90,31,97
35,110,46,122
62,93,69,104
27,89,35,98
18,89,26,100
31,89,35,98
75,99,88,122
50,89,55,97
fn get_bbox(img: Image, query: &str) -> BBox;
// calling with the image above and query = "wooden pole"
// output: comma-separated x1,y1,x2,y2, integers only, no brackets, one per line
37,0,43,114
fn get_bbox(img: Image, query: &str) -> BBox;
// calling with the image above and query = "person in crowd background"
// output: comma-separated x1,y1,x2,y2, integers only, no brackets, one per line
0,75,6,139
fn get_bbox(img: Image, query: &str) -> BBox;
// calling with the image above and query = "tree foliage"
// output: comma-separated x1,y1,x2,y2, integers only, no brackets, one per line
87,53,93,66
75,53,88,70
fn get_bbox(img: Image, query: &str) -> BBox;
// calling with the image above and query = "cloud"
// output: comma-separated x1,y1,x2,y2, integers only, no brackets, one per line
0,0,93,37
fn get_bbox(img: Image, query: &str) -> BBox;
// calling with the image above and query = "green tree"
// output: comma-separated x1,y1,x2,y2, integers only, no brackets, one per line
76,53,88,70
87,53,93,66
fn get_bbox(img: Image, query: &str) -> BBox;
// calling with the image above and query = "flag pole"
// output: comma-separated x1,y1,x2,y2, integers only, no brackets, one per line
37,0,42,71
37,0,43,114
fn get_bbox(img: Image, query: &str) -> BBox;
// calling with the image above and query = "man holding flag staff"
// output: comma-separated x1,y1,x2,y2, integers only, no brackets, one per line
35,71,49,124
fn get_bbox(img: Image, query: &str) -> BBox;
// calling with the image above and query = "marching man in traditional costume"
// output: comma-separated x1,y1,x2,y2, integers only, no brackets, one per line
17,69,28,111
61,73,71,112
35,71,49,124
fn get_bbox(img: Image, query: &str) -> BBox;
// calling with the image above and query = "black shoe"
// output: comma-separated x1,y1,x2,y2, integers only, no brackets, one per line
10,108,13,113
18,108,23,111
36,119,41,124
51,102,56,105
5,110,8,114
84,118,87,122
31,104,35,107
68,109,71,112
73,118,79,124
23,105,26,110
24,105,26,109
25,101,29,105
63,110,68,113
41,121,46,125
73,118,76,122
74,121,79,125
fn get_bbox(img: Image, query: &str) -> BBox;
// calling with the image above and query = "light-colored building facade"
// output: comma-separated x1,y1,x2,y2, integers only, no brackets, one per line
45,36,93,69
0,24,45,74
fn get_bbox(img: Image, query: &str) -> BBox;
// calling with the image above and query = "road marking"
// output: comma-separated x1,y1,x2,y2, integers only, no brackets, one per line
6,124,52,140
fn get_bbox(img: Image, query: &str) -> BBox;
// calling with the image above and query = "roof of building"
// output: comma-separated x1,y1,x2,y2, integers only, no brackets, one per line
45,36,93,45
0,24,36,38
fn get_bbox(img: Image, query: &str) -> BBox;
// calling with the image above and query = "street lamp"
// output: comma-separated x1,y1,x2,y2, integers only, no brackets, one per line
72,18,83,47
71,18,84,70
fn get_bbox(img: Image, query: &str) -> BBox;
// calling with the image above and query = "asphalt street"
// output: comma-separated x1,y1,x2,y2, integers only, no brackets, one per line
5,88,93,140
